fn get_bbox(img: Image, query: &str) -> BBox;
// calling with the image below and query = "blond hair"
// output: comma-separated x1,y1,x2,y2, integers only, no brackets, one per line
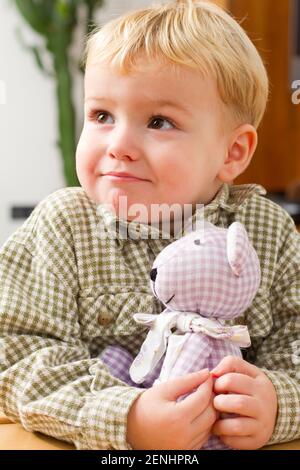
84,0,269,129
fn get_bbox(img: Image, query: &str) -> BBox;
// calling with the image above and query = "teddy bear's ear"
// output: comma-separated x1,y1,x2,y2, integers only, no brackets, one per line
226,222,250,276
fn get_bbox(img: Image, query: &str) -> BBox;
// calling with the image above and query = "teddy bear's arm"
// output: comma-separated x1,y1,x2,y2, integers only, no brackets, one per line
129,311,179,384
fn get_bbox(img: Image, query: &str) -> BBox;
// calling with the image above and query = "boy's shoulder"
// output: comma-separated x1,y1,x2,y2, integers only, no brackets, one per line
226,184,297,244
37,186,96,216
28,186,99,229
228,183,295,226
11,187,98,246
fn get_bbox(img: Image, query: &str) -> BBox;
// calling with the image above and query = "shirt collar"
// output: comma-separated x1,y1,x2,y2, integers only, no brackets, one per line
210,183,266,212
96,183,267,245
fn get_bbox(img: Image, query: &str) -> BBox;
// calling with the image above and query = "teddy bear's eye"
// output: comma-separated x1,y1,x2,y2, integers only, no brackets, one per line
150,268,157,282
194,239,201,246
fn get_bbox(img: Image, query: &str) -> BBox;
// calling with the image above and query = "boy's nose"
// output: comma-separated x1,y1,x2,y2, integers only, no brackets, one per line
107,127,141,161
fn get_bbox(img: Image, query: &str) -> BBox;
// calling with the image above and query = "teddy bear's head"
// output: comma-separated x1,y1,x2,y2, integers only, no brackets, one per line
149,221,260,320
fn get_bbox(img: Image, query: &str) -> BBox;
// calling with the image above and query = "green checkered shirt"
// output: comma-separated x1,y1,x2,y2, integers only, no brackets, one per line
0,183,299,449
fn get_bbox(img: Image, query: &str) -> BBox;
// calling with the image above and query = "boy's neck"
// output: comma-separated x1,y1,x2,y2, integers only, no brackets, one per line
148,186,224,238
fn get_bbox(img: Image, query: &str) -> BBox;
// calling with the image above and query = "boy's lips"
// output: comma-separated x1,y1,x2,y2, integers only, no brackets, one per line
102,171,149,182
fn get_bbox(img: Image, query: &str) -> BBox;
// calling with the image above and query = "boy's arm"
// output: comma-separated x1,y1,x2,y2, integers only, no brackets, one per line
249,213,300,445
0,197,143,450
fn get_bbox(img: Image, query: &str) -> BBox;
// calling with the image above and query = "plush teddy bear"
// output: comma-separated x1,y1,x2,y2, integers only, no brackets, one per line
100,221,261,449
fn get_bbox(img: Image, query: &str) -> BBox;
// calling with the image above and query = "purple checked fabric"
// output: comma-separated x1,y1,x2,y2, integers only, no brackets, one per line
100,221,261,450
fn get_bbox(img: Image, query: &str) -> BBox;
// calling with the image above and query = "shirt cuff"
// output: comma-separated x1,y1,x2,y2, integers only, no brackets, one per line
261,368,300,446
76,385,145,450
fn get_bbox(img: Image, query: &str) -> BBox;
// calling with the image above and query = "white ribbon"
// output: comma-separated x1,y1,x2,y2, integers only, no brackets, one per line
129,310,179,384
177,313,251,348
129,310,251,384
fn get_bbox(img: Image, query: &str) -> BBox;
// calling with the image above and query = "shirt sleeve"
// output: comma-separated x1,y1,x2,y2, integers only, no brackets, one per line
252,212,300,446
0,196,144,450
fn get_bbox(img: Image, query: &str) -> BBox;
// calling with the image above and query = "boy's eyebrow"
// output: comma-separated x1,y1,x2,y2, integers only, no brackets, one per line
85,96,193,117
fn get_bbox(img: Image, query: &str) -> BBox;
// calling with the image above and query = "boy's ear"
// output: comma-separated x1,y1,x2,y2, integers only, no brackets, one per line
217,124,258,183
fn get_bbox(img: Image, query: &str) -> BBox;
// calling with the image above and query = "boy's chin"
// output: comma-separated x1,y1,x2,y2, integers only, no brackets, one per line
91,189,182,228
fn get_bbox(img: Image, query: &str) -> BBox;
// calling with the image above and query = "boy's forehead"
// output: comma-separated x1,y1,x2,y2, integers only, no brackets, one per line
84,60,222,113
84,59,189,92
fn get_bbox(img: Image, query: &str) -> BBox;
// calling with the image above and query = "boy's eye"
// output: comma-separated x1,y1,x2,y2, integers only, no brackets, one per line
91,111,175,130
96,112,113,125
148,116,175,130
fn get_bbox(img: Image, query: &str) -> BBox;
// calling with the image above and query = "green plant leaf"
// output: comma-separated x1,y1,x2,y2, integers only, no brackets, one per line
14,0,52,35
13,0,105,186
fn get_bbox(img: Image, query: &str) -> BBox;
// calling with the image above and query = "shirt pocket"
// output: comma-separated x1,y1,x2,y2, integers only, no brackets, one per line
77,284,163,341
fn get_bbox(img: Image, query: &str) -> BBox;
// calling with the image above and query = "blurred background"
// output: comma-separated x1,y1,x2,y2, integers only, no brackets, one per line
0,0,299,246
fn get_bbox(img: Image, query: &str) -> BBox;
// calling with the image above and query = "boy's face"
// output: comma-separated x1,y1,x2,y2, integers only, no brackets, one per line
76,56,231,223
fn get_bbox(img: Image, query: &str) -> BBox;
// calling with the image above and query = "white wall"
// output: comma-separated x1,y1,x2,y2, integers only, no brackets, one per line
0,0,156,247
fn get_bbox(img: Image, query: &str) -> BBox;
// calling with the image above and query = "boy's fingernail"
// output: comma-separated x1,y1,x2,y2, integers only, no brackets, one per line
211,371,220,377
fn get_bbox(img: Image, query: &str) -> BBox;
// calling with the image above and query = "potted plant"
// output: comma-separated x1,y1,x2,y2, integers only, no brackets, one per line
14,0,105,186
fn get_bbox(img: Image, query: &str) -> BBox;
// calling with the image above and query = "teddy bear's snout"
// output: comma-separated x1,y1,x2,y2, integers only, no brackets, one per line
150,268,157,282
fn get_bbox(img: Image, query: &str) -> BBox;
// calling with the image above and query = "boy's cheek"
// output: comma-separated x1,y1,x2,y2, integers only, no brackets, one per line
76,140,99,176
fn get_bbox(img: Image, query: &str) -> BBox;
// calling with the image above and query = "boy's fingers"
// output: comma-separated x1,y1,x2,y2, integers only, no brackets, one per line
161,369,210,402
214,394,257,417
191,397,217,429
211,356,259,379
218,436,256,450
212,417,256,437
190,431,210,450
214,373,254,396
178,375,213,419
189,403,217,449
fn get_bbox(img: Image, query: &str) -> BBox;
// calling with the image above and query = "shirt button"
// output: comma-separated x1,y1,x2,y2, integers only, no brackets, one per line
98,311,114,326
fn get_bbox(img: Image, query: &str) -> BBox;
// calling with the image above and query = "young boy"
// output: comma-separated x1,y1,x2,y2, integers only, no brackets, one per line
0,0,299,450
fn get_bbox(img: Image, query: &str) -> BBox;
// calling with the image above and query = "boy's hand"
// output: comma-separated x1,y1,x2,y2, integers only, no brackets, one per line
211,356,278,450
127,369,217,450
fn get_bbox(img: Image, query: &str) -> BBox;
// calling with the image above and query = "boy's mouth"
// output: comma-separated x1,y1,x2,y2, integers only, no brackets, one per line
103,171,149,182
